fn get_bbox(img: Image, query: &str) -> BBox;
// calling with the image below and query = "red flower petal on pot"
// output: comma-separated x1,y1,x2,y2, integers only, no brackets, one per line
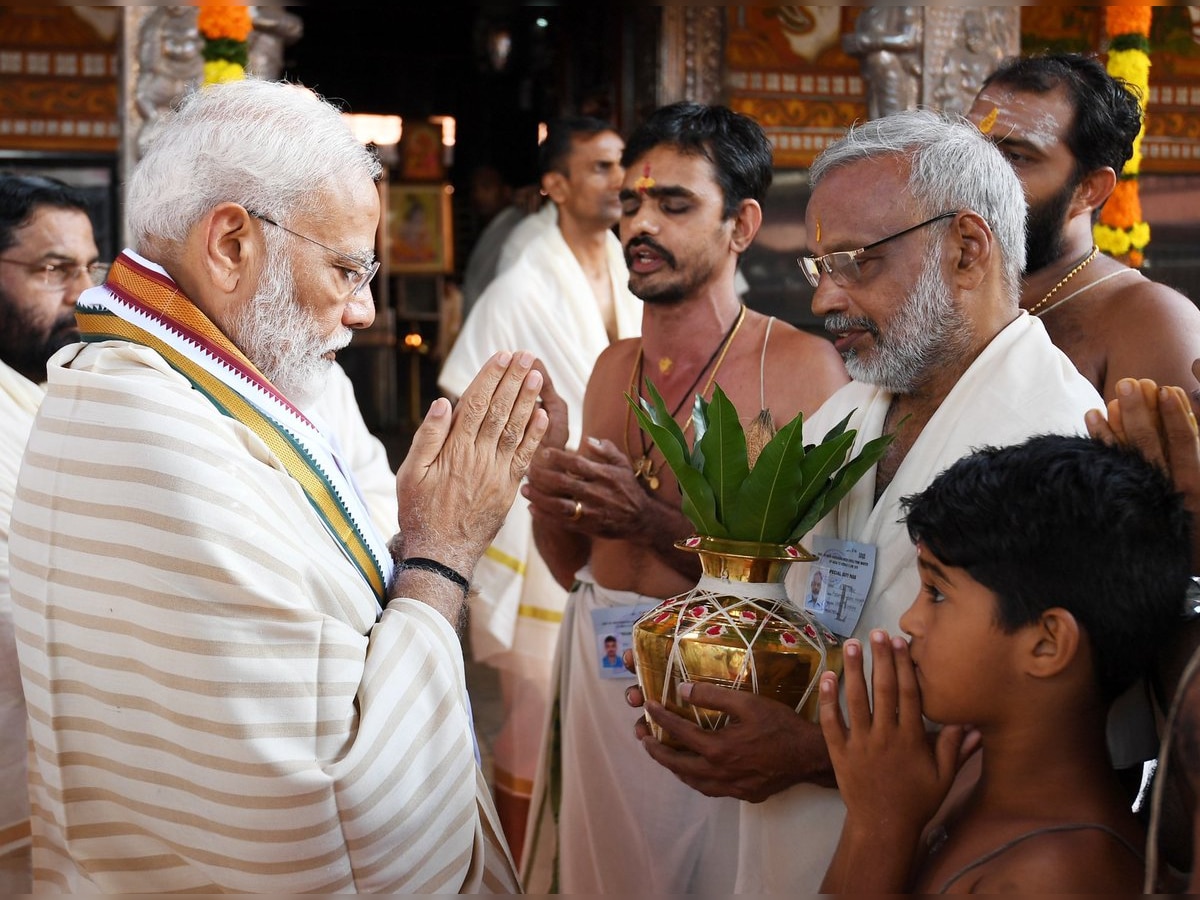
654,611,672,624
705,625,724,636
803,623,818,639
781,632,798,645
741,610,758,621
786,545,802,558
690,605,708,617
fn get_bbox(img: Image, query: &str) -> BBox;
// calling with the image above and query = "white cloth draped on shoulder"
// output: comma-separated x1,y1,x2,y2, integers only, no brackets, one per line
440,224,641,660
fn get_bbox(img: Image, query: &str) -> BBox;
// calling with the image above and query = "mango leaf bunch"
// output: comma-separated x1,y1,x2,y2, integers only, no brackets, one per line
628,381,897,544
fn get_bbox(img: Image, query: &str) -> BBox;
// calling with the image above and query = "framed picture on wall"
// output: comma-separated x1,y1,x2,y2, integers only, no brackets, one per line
387,183,454,274
399,120,446,181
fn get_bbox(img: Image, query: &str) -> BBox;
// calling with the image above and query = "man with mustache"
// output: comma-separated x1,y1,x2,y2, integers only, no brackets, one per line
968,53,1200,406
438,116,641,861
8,80,543,893
520,101,847,894
627,110,1104,892
0,172,102,893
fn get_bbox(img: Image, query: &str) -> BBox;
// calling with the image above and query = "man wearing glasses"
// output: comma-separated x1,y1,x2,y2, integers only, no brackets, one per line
631,110,1104,892
7,80,538,892
0,171,103,893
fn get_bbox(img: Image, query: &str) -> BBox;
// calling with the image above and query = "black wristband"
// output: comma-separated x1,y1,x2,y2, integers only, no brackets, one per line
399,557,470,596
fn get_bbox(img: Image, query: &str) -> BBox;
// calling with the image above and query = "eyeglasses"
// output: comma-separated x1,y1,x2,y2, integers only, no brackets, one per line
0,257,110,290
798,211,960,288
250,212,379,298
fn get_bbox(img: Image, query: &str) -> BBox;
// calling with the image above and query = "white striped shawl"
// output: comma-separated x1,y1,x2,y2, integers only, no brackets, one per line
9,340,519,892
0,358,40,891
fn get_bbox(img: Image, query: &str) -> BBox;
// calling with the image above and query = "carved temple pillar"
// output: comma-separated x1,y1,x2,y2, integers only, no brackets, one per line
657,6,726,107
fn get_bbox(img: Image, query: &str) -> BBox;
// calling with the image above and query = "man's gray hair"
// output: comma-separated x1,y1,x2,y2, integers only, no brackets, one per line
126,79,382,253
810,109,1027,298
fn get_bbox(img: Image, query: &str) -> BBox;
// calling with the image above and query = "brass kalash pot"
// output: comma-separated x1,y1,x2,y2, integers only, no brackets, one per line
627,380,896,748
633,535,842,747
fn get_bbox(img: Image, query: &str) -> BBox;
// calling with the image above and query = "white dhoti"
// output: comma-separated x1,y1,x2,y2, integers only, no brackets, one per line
524,568,741,894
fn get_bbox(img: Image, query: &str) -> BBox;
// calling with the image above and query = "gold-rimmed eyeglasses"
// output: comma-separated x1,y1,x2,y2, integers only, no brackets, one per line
798,210,960,288
250,211,379,298
0,257,109,290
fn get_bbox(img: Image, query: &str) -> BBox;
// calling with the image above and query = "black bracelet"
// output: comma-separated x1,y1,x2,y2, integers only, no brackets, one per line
399,557,470,596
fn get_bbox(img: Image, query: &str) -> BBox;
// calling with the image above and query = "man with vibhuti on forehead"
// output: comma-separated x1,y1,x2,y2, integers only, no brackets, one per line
968,53,1200,406
969,54,1200,793
8,78,544,893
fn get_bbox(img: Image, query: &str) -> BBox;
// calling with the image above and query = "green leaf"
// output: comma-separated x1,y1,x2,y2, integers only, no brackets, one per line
788,485,835,541
790,429,857,518
821,410,854,444
629,396,724,535
819,430,898,515
681,478,727,539
696,385,749,525
638,379,689,455
725,409,808,542
786,429,896,542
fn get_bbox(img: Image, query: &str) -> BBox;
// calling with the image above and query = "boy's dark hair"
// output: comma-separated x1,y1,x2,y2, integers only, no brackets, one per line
620,101,774,219
0,171,92,255
902,434,1190,703
980,52,1142,182
537,116,616,179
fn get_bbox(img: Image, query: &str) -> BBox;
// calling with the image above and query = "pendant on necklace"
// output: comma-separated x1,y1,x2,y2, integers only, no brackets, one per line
633,456,661,491
657,356,673,375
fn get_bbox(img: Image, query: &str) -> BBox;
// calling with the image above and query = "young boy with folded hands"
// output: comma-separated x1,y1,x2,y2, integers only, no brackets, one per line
818,433,1191,893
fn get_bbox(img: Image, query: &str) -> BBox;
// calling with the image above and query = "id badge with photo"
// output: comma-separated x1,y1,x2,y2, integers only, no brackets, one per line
590,603,656,680
800,535,877,639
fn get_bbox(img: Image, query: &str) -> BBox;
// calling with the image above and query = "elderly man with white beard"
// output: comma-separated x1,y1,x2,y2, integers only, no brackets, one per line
629,109,1105,892
8,79,541,893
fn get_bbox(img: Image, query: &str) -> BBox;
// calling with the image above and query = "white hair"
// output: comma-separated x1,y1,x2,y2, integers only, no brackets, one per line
810,109,1027,299
126,79,382,252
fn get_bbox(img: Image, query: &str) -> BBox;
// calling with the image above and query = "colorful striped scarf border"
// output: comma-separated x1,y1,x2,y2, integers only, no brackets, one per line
76,252,390,604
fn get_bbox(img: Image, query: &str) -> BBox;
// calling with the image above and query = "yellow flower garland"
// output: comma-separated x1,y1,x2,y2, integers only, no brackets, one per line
203,60,246,84
1095,6,1151,267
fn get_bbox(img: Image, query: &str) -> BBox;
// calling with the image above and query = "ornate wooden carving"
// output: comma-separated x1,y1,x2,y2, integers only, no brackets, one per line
659,7,726,106
0,7,120,152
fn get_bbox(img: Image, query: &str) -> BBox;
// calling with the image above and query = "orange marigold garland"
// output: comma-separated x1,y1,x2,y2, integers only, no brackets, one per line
1095,5,1151,267
197,4,252,85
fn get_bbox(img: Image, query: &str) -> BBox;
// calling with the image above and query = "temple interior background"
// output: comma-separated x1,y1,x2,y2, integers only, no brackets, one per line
2,4,1199,449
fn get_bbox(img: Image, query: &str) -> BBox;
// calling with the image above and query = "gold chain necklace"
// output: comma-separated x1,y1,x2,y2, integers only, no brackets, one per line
1027,245,1099,316
624,305,747,491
